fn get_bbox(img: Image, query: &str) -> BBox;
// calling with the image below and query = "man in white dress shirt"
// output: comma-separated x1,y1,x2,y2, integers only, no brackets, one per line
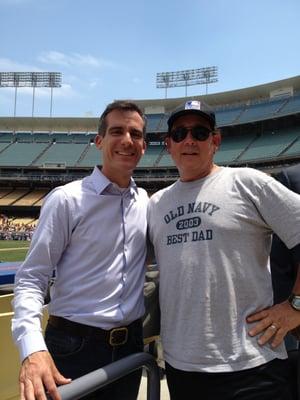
12,100,149,400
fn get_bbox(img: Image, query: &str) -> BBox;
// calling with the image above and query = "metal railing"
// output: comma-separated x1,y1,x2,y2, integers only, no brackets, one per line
47,352,160,400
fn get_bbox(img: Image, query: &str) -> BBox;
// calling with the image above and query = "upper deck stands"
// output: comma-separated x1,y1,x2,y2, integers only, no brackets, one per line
278,95,300,115
238,128,299,162
0,132,14,142
146,114,165,132
0,92,299,169
215,108,243,126
216,94,300,127
0,128,299,168
138,144,164,168
35,142,88,167
214,133,257,164
77,143,102,167
284,136,300,157
0,142,49,166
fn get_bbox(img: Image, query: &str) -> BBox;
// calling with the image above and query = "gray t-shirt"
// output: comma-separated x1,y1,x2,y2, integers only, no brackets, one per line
148,167,300,372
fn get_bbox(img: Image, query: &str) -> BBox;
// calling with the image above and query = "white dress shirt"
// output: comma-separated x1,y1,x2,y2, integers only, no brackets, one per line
12,166,149,361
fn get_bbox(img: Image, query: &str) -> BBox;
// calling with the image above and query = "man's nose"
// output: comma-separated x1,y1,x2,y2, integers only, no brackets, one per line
121,131,134,144
184,130,196,144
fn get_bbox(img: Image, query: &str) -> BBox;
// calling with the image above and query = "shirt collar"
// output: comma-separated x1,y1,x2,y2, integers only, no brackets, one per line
91,166,139,198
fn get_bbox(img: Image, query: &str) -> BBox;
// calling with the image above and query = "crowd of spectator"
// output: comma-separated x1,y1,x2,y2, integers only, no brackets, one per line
0,214,37,241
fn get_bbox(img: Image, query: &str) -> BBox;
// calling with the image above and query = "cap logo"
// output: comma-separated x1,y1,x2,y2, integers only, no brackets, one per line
184,100,201,110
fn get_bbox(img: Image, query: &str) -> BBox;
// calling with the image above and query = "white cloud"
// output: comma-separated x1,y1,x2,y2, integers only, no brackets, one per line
53,83,78,99
0,82,77,104
0,56,109,113
22,83,77,99
37,51,117,69
88,79,101,89
0,58,42,72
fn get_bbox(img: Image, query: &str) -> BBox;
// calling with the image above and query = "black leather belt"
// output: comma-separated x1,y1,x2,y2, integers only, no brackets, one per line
48,315,141,346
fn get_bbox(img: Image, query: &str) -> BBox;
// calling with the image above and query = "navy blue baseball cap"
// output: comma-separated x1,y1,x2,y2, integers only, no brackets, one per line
167,100,216,131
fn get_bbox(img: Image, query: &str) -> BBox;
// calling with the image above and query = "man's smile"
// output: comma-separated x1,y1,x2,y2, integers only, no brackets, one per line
116,151,135,156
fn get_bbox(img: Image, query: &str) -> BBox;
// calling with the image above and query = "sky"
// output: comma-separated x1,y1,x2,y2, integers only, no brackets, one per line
0,0,300,118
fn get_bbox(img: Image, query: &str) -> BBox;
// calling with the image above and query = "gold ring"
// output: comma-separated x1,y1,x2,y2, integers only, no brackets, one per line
270,324,277,330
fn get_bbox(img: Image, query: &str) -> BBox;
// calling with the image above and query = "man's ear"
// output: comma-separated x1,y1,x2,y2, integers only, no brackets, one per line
95,134,103,150
212,130,222,148
142,139,147,155
164,137,171,153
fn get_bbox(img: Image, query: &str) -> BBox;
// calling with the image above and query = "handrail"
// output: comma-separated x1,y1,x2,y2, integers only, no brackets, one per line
47,352,160,400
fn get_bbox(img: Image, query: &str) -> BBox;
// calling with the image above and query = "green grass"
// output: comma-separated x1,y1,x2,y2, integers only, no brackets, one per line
0,240,30,262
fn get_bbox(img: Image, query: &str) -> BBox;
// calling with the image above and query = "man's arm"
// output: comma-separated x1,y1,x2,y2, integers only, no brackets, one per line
12,188,73,399
247,253,300,348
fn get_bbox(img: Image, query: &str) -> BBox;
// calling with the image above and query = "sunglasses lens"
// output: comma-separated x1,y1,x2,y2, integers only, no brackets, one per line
170,128,188,143
192,126,211,141
170,126,211,142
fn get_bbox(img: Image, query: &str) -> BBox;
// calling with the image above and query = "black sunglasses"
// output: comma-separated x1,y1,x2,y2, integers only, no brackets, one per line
169,126,213,143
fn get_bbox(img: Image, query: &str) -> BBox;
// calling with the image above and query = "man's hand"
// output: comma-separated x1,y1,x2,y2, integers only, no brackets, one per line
19,350,71,400
247,301,300,348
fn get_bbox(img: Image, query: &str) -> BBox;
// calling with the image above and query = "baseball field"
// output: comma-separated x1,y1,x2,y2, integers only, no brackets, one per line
0,241,30,262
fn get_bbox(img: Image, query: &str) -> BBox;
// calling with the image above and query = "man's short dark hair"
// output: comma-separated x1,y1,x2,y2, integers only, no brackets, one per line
98,100,147,137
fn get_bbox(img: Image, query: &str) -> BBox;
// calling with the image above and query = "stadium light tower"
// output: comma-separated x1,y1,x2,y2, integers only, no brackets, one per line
156,66,218,98
0,72,62,117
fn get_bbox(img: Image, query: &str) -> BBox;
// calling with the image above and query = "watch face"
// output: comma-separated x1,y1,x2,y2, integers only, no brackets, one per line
290,295,300,310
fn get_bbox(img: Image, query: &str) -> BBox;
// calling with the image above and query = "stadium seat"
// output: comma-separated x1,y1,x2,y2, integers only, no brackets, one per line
0,142,49,166
239,129,299,161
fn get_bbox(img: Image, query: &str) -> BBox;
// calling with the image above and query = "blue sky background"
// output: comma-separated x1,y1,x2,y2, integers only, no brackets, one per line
1,0,300,117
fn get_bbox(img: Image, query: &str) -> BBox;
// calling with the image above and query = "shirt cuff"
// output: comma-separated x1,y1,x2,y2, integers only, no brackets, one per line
17,331,48,362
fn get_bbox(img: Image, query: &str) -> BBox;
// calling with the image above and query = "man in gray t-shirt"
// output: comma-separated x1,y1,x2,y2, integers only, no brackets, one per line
148,100,300,400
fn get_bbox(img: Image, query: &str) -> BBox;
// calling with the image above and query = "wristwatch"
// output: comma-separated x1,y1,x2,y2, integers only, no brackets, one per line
288,294,300,311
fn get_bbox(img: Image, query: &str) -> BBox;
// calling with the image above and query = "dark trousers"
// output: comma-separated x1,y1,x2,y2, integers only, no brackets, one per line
286,349,300,400
165,358,292,400
45,320,144,400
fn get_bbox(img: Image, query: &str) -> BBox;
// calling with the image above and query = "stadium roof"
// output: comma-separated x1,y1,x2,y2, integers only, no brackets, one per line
134,75,300,112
